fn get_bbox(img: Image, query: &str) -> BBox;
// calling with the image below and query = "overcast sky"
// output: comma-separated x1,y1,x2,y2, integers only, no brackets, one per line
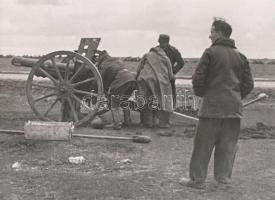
0,0,274,58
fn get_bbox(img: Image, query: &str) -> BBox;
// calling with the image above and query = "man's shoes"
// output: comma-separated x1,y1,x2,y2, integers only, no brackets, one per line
213,178,232,190
158,123,171,129
105,123,122,130
113,123,122,130
215,178,231,185
122,121,132,127
179,177,205,189
141,123,153,128
157,129,175,137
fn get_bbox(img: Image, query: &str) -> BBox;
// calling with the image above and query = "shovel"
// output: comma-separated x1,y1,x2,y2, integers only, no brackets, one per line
173,93,268,122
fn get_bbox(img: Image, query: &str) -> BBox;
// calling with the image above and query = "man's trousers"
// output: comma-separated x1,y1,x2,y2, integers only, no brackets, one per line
109,81,136,126
189,118,240,183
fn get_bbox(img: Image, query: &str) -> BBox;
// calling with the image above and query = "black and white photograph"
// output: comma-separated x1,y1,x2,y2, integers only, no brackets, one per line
0,0,274,199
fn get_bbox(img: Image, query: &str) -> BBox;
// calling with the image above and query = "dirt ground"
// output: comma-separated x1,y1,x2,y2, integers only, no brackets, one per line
0,78,275,200
0,58,275,200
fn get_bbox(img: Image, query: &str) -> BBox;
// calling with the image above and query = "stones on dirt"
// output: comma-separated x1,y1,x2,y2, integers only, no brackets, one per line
157,129,175,137
68,156,86,164
36,159,48,166
135,131,142,135
118,158,132,164
240,122,275,139
11,161,22,171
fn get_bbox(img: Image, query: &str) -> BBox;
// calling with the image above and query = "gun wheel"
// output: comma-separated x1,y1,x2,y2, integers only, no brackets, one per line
26,51,104,127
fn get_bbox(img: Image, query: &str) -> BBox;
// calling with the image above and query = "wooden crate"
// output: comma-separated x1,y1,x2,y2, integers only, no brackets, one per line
24,121,74,140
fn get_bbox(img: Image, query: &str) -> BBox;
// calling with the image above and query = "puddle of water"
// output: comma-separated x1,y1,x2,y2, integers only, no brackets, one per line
0,73,44,81
0,74,274,88
176,79,275,88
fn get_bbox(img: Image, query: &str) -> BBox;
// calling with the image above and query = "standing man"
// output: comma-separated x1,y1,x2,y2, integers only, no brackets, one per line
157,34,185,107
180,18,254,188
136,45,174,128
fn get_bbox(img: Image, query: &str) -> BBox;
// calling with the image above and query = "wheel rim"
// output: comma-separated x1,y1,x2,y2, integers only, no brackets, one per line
26,51,104,127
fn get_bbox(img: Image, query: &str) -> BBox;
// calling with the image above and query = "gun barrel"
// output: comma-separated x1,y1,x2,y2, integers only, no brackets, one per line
11,56,39,68
11,56,70,69
11,56,88,79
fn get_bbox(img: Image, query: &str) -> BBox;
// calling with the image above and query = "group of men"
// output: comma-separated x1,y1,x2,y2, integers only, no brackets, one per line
93,18,254,188
94,33,184,130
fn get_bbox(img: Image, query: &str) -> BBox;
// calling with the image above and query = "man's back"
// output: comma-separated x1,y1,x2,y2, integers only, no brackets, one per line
97,52,125,92
157,34,184,74
204,39,244,92
193,37,254,118
185,18,254,188
159,44,184,74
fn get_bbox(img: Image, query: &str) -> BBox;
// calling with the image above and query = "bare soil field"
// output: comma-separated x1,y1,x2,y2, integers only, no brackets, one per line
0,58,275,199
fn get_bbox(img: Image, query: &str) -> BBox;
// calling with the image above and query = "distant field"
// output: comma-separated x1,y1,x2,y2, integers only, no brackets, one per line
124,60,275,79
0,58,275,78
0,58,30,72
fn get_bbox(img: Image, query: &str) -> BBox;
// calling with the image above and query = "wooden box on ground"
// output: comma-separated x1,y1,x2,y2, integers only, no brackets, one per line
24,121,74,140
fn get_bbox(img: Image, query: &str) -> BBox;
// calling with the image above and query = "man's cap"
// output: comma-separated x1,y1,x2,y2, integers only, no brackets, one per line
158,34,170,44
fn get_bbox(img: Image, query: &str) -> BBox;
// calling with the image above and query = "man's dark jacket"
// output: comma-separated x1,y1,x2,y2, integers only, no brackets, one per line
158,44,184,107
159,44,184,74
97,52,136,94
192,38,254,118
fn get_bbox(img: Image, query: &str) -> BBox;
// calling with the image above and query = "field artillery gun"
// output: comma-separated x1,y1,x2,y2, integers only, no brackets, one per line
11,38,106,127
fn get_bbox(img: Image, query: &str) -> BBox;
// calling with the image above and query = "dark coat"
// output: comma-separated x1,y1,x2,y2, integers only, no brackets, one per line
97,52,136,94
158,44,184,74
158,44,184,107
192,38,254,118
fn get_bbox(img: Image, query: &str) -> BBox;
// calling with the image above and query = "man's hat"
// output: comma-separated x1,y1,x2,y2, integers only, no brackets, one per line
158,34,170,44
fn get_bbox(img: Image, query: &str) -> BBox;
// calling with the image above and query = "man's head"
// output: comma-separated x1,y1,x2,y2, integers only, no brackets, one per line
209,18,232,43
158,34,170,47
92,50,108,65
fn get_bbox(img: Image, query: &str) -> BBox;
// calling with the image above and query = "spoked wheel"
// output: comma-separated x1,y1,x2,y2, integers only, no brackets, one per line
26,51,104,127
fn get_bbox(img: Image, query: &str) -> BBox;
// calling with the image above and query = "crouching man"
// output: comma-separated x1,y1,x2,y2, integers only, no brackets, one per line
95,50,137,130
